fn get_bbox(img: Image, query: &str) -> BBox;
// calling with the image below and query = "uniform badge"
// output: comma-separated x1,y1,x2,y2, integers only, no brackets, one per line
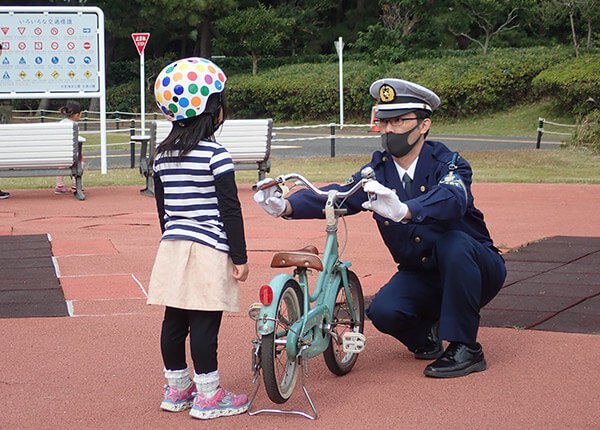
379,84,395,102
439,171,468,202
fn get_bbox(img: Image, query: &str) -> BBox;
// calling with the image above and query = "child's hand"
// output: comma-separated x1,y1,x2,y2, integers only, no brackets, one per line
232,263,249,281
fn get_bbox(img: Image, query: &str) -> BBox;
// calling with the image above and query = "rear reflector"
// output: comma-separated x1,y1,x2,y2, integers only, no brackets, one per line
259,285,273,306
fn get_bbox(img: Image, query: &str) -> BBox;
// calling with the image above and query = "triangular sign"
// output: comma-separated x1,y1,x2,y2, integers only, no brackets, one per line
1,27,8,35
131,33,150,56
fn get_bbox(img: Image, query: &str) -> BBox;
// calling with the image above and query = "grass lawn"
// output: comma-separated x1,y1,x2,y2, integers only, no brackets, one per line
2,100,597,190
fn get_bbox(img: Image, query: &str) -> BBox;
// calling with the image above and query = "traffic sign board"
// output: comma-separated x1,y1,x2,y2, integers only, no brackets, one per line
131,32,150,55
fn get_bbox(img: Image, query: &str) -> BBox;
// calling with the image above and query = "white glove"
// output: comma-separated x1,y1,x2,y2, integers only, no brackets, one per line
253,178,286,218
361,180,408,222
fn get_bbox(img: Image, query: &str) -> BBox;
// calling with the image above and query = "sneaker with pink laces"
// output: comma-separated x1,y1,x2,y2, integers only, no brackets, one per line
189,386,249,420
54,185,71,195
160,383,196,412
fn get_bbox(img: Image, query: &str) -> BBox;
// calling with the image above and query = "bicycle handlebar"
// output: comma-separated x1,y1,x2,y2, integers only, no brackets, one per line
257,167,375,202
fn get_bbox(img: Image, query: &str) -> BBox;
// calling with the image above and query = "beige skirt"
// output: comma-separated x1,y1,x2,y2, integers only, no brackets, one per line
147,239,239,312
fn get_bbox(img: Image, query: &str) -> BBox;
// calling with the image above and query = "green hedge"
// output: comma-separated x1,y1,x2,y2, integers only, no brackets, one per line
226,46,572,122
106,47,574,120
532,54,600,116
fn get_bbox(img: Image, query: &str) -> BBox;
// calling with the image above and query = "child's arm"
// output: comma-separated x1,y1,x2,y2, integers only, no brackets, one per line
214,171,248,279
153,175,166,233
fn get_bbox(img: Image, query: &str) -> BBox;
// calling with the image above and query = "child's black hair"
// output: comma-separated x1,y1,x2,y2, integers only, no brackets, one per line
154,92,227,163
60,100,82,117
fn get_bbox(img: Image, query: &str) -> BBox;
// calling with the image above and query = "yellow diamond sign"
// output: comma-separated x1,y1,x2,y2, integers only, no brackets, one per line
19,71,27,79
68,71,76,79
52,71,60,79
36,71,43,79
84,71,92,78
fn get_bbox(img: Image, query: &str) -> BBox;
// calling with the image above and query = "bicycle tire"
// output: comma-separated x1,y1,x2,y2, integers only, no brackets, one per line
261,280,303,404
323,270,365,376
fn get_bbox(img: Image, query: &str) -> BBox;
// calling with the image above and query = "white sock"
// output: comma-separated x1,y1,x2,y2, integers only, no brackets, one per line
163,368,192,391
194,370,220,398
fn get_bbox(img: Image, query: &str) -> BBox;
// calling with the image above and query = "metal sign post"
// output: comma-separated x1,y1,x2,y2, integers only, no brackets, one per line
131,33,149,137
334,36,344,128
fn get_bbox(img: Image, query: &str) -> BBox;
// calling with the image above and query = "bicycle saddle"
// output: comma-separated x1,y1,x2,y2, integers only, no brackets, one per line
270,245,323,271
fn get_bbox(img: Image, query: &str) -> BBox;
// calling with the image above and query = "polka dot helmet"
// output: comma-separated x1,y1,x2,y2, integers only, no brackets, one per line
154,57,227,121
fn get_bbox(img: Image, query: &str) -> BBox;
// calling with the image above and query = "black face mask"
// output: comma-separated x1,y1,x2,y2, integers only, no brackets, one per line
381,120,423,157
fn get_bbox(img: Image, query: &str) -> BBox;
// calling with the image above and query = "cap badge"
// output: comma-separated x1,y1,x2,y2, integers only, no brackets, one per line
379,84,395,102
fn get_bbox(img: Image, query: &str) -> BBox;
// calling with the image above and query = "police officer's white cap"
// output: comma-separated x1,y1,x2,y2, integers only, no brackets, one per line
370,78,440,119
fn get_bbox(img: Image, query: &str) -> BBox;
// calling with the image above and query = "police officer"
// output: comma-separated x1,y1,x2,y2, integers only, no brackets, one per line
254,78,506,378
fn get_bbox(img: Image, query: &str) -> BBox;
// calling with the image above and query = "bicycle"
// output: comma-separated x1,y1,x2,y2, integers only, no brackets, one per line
247,169,374,419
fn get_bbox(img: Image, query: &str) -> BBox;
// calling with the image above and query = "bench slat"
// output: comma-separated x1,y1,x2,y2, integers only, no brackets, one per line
0,122,85,200
153,119,272,162
138,118,273,195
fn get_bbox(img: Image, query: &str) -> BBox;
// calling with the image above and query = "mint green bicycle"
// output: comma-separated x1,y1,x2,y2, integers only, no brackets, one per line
248,170,374,419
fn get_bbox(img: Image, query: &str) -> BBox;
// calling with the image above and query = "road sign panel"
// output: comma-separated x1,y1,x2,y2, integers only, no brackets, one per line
131,32,149,55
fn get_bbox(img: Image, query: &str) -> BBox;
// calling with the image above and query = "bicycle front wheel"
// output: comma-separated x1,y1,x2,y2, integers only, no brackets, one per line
323,270,365,376
261,280,303,404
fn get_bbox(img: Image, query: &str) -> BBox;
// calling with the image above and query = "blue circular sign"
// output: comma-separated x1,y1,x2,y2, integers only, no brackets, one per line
35,56,43,64
51,56,59,64
83,56,91,64
67,56,76,64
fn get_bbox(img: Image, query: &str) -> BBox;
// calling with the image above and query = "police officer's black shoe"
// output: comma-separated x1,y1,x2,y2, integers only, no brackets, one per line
423,342,487,378
413,321,443,360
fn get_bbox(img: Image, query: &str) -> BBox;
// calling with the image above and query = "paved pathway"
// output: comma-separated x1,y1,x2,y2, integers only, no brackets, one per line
0,183,599,428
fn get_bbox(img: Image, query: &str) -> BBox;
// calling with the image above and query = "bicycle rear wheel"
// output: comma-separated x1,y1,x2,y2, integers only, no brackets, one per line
323,270,364,376
261,280,303,404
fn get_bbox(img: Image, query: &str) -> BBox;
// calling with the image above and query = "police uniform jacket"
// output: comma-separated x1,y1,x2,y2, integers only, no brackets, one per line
286,140,495,271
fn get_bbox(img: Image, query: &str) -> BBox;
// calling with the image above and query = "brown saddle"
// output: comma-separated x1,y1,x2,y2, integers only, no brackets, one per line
270,245,323,271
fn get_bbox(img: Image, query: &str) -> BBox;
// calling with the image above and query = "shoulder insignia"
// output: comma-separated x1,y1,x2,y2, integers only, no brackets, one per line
439,171,468,202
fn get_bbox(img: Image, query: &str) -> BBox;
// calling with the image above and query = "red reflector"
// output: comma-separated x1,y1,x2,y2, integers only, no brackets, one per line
259,285,273,306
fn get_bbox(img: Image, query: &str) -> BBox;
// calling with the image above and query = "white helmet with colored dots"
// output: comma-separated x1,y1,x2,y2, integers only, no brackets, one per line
154,57,227,122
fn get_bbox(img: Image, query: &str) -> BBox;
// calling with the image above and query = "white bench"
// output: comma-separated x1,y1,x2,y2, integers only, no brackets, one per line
138,118,273,196
0,122,85,200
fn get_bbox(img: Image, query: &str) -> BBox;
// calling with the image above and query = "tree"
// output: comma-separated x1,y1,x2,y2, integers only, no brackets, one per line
139,0,236,58
538,0,600,56
214,4,295,74
447,0,526,54
379,0,435,38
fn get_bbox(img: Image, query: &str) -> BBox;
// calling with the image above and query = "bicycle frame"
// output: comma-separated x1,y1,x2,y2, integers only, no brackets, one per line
249,170,372,418
256,187,360,360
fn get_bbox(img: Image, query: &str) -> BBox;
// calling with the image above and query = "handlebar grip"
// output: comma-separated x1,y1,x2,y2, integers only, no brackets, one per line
254,178,279,191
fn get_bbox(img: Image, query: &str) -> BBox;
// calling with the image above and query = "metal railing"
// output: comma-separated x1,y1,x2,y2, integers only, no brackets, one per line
8,109,379,169
536,117,576,149
272,123,377,157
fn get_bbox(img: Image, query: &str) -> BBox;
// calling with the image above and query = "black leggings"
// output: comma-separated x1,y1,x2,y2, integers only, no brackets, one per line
160,306,223,374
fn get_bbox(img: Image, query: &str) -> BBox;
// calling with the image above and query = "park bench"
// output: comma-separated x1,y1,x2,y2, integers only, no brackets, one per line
0,122,85,200
138,118,273,196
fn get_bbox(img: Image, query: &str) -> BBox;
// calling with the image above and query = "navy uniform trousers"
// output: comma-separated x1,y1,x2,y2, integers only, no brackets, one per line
366,230,506,350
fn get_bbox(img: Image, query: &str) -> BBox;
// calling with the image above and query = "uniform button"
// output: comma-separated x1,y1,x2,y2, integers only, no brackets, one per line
392,188,396,193
420,186,426,193
414,236,421,243
382,156,388,162
421,256,429,264
384,220,390,226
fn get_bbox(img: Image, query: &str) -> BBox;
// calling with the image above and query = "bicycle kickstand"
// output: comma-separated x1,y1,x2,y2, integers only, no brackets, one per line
247,344,318,420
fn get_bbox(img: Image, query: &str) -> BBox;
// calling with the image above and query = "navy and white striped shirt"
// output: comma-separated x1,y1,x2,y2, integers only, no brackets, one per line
153,140,234,253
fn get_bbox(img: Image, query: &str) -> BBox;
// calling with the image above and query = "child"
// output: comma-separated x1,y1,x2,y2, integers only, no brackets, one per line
56,100,86,194
147,57,250,420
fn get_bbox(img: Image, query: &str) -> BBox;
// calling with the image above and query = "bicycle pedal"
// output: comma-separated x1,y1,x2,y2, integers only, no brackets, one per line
342,332,366,353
